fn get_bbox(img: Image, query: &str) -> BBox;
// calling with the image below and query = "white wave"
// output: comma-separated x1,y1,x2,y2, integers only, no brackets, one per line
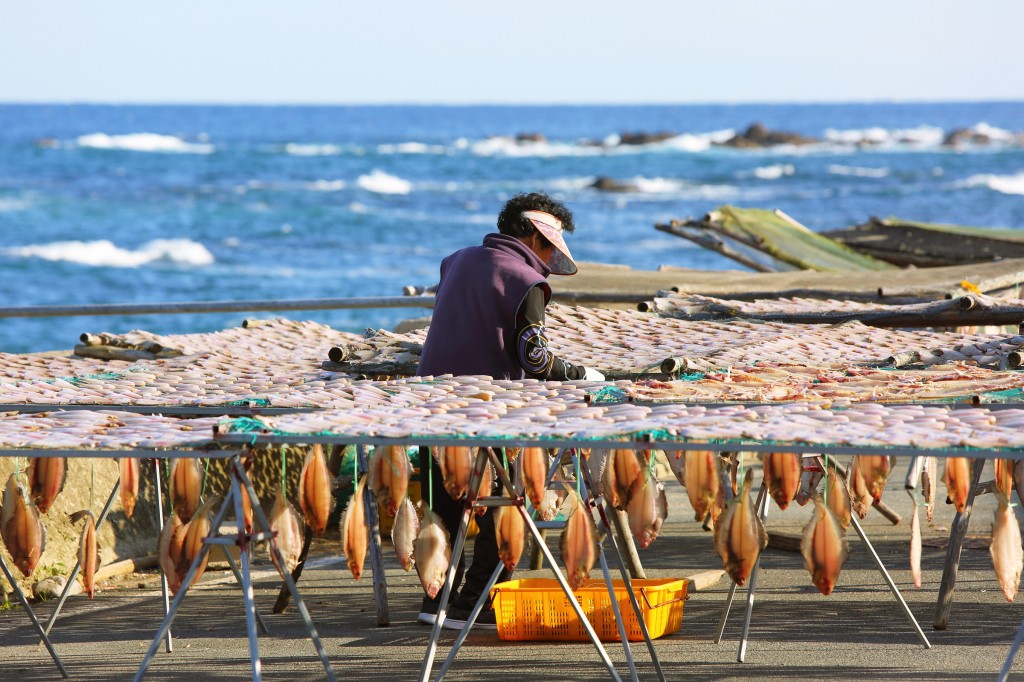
470,136,597,158
305,179,346,192
547,177,598,192
822,125,944,147
959,172,1024,196
2,238,215,268
356,169,412,195
740,164,795,180
969,122,1015,142
376,142,449,155
827,164,890,178
76,133,213,154
657,129,736,152
633,177,688,193
0,197,31,212
284,143,343,156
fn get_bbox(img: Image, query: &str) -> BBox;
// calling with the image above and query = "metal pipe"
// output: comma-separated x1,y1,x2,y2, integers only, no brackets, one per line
0,553,70,678
152,460,173,653
436,564,505,680
737,484,771,662
0,295,437,319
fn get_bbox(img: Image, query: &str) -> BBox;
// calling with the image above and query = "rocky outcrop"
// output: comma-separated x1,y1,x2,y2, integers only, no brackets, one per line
515,132,547,143
720,122,818,148
618,131,677,146
943,128,993,146
589,176,640,193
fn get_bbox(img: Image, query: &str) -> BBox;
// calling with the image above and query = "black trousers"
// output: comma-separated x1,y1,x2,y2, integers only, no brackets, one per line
419,447,512,609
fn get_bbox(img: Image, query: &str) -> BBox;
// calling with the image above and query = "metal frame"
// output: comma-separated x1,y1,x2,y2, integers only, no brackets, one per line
0,551,69,678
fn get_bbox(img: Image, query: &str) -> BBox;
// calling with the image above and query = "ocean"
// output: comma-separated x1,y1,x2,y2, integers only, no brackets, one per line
1,102,1023,354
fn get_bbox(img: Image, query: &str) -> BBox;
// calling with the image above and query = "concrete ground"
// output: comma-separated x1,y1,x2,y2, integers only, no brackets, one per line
3,461,1024,681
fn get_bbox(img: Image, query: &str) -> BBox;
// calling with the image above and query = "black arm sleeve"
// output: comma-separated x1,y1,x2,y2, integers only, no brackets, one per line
513,285,586,381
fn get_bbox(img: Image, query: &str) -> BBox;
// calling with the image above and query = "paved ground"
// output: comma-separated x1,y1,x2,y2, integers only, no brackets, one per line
3,461,1024,681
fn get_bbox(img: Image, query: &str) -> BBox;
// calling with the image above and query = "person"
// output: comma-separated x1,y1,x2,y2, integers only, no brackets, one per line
415,192,604,631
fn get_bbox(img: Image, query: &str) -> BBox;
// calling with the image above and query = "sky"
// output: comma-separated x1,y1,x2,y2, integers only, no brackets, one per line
2,0,1022,104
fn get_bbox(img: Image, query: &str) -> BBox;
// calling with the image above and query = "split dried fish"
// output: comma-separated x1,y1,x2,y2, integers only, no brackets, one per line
413,508,451,599
342,475,368,580
801,494,849,596
494,489,526,572
922,456,937,522
268,490,304,577
521,447,548,510
848,457,872,520
170,458,205,523
909,492,922,589
28,456,66,514
177,495,219,593
119,457,140,519
299,444,334,536
391,496,419,572
684,450,721,523
991,494,1023,602
439,446,475,501
762,452,801,510
944,457,973,513
714,470,767,586
857,455,891,504
158,511,187,595
626,470,667,550
368,444,410,518
71,509,99,599
825,469,851,531
560,487,599,590
1,474,46,577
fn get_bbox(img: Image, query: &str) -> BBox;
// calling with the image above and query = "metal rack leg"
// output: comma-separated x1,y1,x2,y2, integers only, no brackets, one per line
737,485,771,663
0,553,69,678
229,475,263,681
435,563,505,680
153,459,173,653
41,479,120,638
715,483,768,646
997,613,1024,682
419,506,472,682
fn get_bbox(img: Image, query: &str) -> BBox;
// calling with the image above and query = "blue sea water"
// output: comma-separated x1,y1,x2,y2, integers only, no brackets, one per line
1,102,1023,353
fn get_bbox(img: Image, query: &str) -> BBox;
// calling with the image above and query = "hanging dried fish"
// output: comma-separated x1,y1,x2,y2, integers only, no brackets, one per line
795,466,824,507
714,470,767,586
825,468,851,531
848,457,872,520
118,457,140,519
413,509,451,599
585,449,610,497
495,488,526,572
857,455,891,504
762,452,801,511
299,444,334,536
391,496,419,572
684,450,721,523
177,495,219,593
70,510,99,599
1,474,47,577
342,475,368,580
604,449,643,511
368,444,410,518
560,488,599,590
922,456,937,522
469,458,495,516
667,450,686,488
170,458,205,523
626,470,668,549
537,489,559,522
28,456,66,514
944,457,973,513
801,494,849,596
995,459,1015,502
439,446,475,501
158,511,187,595
268,490,304,577
521,447,549,510
909,492,922,589
991,494,1023,602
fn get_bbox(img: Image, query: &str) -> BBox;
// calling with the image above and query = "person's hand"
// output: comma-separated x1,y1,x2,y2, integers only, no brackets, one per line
583,367,605,381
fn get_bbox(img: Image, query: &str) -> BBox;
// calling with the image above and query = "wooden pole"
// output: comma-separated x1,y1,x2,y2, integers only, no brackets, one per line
934,457,986,630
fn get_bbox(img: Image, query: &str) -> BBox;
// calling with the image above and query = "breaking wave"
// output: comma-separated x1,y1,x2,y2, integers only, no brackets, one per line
740,164,795,180
356,169,412,195
76,133,214,154
827,164,890,178
958,172,1024,196
285,143,343,156
377,142,449,155
822,125,944,148
2,239,215,268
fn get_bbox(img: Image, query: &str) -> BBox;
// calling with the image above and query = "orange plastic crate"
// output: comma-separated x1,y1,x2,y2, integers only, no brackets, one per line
489,578,687,642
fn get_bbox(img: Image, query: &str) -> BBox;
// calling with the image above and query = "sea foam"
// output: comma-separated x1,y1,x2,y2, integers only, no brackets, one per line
960,172,1024,196
827,164,890,178
2,239,215,268
285,143,343,156
356,170,412,195
76,133,214,154
823,125,944,148
746,164,795,180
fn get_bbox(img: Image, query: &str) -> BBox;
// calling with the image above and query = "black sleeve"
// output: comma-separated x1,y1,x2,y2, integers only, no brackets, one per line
513,285,586,381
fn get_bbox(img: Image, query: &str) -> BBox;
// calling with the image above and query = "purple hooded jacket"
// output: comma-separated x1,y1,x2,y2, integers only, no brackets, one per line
417,233,551,379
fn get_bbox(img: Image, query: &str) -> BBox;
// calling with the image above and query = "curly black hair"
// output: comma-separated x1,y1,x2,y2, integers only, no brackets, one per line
496,192,575,240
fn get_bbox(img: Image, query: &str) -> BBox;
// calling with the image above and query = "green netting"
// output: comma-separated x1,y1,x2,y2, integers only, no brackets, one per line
221,398,274,407
710,205,895,272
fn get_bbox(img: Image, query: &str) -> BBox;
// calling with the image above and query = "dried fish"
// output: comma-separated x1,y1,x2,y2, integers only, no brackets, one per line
439,446,475,501
69,509,99,598
857,455,891,504
714,470,767,586
178,495,219,592
299,444,334,536
495,489,526,572
521,447,548,510
1,474,46,577
795,467,823,507
170,458,205,523
684,450,721,523
909,493,922,589
995,458,1015,502
391,496,419,572
368,444,410,518
848,457,872,520
922,456,937,522
944,457,973,513
762,452,801,511
119,457,140,519
991,495,1023,602
825,469,851,530
626,470,668,549
28,456,66,514
268,490,304,577
801,494,849,596
667,450,686,488
413,509,451,599
560,488,599,590
342,475,368,580
158,511,187,595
